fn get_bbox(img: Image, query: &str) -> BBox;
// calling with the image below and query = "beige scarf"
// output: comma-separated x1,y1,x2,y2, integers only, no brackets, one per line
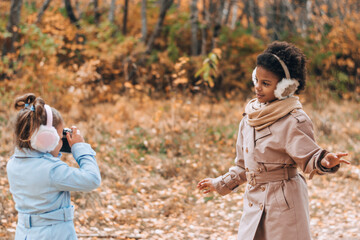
245,97,302,130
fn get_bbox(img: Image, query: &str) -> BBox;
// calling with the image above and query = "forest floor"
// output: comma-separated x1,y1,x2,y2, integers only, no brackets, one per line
1,95,359,240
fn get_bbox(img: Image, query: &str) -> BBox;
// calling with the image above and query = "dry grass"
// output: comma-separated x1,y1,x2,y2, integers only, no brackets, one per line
0,95,359,239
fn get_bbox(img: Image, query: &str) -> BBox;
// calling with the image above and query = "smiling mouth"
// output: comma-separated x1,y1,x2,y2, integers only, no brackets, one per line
256,93,264,98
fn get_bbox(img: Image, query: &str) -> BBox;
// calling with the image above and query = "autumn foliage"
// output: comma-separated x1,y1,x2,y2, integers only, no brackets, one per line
0,1,360,239
0,0,359,105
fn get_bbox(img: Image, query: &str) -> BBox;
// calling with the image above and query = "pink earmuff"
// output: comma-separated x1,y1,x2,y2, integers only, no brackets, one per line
30,104,60,152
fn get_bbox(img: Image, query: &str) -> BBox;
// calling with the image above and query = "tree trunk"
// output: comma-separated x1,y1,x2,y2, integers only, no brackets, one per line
279,0,288,36
253,0,261,25
243,0,249,27
64,0,80,28
75,0,83,19
306,0,312,22
190,0,198,56
230,0,238,29
248,0,261,35
201,0,208,55
223,0,235,26
336,0,345,20
2,0,23,57
283,0,300,36
297,0,311,37
141,0,147,42
146,0,174,53
36,0,52,23
123,0,129,35
208,0,214,15
325,0,334,17
94,0,100,26
211,0,225,50
266,0,288,41
266,0,276,40
248,0,255,25
108,0,116,23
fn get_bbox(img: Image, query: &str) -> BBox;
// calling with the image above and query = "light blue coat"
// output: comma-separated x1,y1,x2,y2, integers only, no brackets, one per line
7,143,101,240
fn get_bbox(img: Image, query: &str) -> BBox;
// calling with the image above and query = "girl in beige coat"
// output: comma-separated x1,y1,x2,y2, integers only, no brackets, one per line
197,41,350,240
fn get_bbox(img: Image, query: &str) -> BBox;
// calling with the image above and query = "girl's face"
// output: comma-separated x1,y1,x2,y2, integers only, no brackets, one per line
254,66,280,103
50,123,64,157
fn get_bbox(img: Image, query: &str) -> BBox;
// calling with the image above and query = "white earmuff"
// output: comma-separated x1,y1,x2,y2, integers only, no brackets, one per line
252,54,299,100
30,104,60,152
252,67,257,86
273,78,299,100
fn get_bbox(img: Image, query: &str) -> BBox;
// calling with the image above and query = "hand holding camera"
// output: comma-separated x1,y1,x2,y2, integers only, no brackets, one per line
60,126,84,153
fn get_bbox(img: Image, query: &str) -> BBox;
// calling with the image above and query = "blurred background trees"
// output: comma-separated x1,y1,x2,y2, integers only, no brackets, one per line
0,0,359,105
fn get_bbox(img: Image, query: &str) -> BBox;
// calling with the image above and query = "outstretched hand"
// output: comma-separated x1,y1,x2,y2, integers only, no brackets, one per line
321,152,350,169
197,178,216,194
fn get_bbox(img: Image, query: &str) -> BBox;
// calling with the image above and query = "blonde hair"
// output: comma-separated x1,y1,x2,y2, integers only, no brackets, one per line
14,93,63,150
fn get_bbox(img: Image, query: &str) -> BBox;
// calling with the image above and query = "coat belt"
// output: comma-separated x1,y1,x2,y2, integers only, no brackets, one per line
18,205,74,229
246,167,298,186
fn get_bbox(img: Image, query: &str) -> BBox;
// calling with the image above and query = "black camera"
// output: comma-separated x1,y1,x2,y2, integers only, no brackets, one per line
60,128,72,153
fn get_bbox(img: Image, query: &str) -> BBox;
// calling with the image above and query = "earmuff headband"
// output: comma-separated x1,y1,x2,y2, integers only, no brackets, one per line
271,54,291,79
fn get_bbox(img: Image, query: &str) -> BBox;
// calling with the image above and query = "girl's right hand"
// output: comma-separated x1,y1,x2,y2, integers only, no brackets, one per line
66,126,84,147
197,178,216,194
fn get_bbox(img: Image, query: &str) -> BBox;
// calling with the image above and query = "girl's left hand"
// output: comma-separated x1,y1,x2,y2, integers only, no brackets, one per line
67,126,84,147
321,152,350,169
197,178,215,194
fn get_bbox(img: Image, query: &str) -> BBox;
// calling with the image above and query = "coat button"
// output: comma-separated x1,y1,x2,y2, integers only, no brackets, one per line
260,186,265,192
257,167,262,173
259,204,263,210
245,168,249,172
246,147,248,153
249,202,253,207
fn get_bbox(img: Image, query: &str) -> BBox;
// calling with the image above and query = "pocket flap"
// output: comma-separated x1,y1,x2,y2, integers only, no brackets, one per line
255,127,272,141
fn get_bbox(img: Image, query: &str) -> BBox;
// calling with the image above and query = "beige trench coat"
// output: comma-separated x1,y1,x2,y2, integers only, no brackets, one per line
213,109,339,240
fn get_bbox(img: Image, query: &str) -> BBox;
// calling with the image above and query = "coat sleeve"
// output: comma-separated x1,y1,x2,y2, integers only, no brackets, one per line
212,118,247,196
285,111,339,179
50,143,101,191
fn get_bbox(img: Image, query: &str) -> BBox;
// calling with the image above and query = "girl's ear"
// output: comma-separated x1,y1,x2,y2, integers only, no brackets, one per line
274,78,299,100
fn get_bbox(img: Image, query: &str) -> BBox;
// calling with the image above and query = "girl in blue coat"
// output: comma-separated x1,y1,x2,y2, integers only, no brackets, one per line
7,93,101,240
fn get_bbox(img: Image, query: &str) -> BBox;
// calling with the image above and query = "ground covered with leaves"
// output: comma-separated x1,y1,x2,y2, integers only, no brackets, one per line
0,96,359,239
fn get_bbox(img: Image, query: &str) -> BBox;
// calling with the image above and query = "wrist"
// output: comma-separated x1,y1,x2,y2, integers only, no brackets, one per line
320,158,328,168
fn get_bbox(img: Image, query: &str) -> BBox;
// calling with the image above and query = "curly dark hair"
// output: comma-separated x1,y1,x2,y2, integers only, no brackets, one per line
256,41,307,94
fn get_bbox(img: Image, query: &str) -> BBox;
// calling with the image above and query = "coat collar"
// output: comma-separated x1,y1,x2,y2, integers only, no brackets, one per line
13,148,62,158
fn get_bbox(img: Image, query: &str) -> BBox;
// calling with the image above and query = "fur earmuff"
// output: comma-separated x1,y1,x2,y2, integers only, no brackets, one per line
252,67,257,86
273,78,299,100
30,104,60,152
